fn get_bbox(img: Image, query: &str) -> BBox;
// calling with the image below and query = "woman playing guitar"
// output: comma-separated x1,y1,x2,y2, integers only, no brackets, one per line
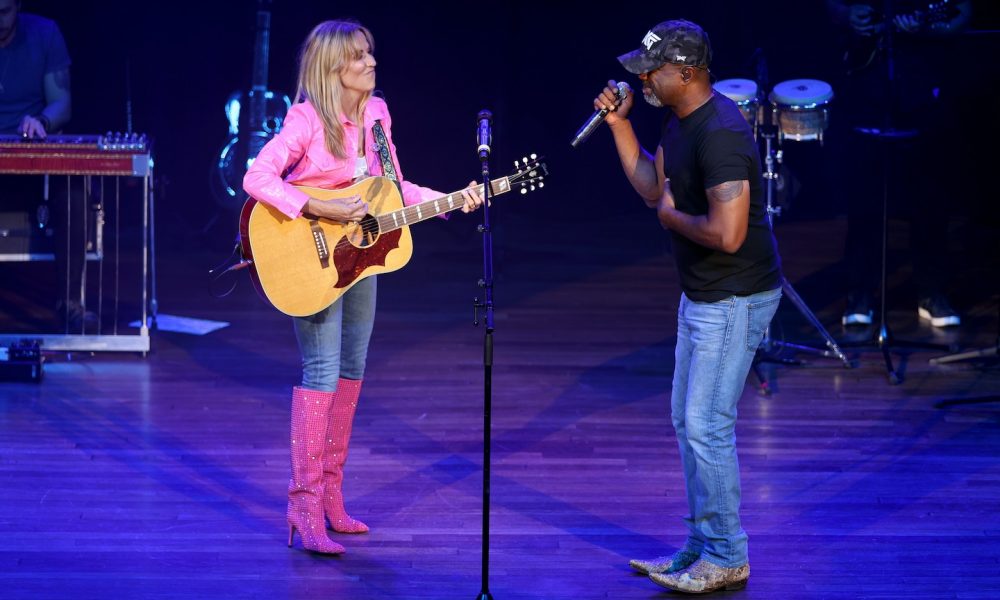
242,20,482,555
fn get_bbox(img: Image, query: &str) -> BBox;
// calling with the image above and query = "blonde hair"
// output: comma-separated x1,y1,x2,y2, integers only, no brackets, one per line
295,20,375,159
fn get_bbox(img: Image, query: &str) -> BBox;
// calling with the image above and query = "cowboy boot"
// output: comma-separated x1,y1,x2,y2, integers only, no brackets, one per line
322,377,369,533
649,558,749,593
286,386,346,554
629,548,701,575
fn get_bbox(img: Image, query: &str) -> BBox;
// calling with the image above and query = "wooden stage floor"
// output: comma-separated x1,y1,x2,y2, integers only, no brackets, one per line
2,209,998,599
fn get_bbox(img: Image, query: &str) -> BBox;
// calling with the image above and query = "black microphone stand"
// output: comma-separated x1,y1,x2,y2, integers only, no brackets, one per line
473,111,496,600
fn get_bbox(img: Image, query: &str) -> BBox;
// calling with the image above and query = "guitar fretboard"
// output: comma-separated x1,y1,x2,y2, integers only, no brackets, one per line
251,9,271,91
375,177,512,233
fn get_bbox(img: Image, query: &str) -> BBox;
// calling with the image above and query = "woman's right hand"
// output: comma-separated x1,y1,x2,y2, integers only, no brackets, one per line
595,79,634,125
305,195,369,223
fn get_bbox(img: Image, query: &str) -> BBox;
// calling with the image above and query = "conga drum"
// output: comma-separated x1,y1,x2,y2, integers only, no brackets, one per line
713,78,760,135
769,79,834,143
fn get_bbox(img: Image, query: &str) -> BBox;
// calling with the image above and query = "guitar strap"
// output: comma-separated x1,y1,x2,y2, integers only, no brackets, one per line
371,119,402,194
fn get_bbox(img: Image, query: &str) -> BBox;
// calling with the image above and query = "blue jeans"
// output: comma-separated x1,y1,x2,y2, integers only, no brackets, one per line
671,287,781,568
293,276,377,392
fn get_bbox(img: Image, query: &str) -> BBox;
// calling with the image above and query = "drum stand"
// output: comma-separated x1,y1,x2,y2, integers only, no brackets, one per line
753,126,852,392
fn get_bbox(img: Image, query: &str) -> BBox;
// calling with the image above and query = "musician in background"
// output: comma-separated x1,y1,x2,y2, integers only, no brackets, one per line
0,0,89,330
243,20,482,555
0,0,70,136
826,0,972,328
595,19,781,594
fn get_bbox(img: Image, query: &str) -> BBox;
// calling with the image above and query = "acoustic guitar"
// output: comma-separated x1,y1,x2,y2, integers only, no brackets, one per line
212,0,291,211
239,155,547,316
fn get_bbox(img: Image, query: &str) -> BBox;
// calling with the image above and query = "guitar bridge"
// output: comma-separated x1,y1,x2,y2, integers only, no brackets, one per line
309,219,330,268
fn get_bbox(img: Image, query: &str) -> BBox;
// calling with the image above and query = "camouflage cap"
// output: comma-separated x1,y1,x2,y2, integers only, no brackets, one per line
618,19,712,74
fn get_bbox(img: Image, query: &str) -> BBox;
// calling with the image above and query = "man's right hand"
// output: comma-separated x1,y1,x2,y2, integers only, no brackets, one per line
305,195,369,223
595,80,634,126
18,115,47,139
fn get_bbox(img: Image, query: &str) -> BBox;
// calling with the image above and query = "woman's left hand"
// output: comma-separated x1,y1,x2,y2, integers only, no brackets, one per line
459,181,484,213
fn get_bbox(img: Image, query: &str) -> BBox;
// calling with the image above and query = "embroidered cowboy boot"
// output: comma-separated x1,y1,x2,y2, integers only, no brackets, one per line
649,558,749,593
629,548,701,575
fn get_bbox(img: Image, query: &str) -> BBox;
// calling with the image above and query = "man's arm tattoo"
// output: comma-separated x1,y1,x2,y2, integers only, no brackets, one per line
707,180,745,203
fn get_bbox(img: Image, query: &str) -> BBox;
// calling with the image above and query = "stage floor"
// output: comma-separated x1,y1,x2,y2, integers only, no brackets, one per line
2,210,998,599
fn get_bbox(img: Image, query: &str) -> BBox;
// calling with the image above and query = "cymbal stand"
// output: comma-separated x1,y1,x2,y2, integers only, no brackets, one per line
753,126,852,392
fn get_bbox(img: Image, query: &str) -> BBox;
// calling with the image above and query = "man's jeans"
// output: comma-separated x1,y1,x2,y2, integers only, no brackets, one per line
293,276,377,392
671,287,781,568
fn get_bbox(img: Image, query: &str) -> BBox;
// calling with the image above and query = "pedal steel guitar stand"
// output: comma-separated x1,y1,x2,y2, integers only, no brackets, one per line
0,133,155,354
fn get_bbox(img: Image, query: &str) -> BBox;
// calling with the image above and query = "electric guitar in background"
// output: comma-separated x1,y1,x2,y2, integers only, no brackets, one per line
212,0,291,211
240,155,548,317
842,0,964,75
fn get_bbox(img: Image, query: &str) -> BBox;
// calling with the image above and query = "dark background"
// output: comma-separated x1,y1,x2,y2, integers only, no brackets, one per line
20,0,1000,285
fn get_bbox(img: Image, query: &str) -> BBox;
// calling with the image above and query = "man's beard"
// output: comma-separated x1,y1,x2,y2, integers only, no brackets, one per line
643,87,663,108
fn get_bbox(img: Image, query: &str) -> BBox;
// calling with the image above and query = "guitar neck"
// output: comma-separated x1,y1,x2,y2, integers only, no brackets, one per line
251,8,271,92
375,177,513,233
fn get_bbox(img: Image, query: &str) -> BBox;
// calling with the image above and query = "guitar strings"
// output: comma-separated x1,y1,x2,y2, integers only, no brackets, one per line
323,182,510,253
325,202,445,253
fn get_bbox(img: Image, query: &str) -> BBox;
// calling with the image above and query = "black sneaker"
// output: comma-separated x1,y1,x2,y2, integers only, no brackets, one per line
842,291,873,326
917,295,960,327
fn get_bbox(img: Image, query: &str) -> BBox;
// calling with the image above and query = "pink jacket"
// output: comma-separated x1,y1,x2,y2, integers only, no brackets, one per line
243,97,441,220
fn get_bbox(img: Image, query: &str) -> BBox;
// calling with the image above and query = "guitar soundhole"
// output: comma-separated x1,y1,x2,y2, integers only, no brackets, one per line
263,117,281,133
346,214,379,248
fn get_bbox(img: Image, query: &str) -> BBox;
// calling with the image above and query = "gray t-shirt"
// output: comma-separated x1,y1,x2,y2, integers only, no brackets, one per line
0,13,70,134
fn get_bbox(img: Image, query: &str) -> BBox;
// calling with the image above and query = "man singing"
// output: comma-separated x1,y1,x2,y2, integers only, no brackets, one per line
593,19,782,594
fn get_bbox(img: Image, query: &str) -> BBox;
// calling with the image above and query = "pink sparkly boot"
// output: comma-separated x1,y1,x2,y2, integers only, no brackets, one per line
286,386,345,554
322,378,369,534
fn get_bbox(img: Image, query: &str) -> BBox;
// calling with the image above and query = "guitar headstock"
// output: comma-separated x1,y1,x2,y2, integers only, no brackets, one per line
510,153,548,195
922,0,959,27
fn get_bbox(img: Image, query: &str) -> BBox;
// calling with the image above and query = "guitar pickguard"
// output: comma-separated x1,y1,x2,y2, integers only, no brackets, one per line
332,228,402,289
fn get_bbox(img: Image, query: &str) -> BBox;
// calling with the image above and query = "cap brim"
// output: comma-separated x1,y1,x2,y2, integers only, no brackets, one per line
617,49,663,75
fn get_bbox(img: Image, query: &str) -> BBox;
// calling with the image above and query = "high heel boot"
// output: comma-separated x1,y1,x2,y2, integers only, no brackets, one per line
322,377,369,533
286,386,345,554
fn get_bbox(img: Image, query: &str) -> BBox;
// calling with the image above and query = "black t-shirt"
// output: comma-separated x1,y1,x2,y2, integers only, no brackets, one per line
660,93,781,302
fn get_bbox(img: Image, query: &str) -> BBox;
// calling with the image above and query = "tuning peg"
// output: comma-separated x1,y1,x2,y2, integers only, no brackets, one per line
520,187,528,195
530,153,537,160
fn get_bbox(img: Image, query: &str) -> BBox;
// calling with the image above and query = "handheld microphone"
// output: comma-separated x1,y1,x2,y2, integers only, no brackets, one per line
570,81,631,148
477,110,493,161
